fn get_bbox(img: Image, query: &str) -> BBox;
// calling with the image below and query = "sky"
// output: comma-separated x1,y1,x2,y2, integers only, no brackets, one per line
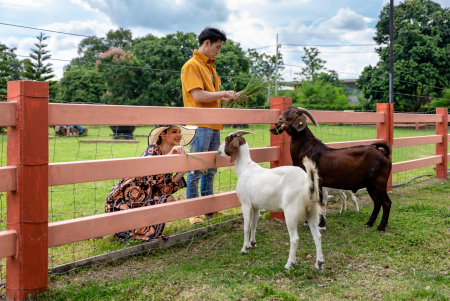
1,0,450,81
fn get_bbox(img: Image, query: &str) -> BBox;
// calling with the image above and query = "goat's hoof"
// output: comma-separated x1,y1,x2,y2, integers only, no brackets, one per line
377,225,386,231
315,261,324,270
302,222,309,227
365,223,374,228
319,226,326,232
249,241,257,248
284,261,296,270
241,247,249,254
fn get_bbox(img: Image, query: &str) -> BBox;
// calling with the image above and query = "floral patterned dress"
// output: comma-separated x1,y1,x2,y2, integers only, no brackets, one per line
105,144,186,242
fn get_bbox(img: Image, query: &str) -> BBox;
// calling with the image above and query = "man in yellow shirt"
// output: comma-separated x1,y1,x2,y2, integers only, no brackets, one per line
181,27,238,224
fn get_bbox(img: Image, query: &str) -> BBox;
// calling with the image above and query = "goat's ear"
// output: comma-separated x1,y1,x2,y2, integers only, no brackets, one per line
269,125,284,135
229,137,241,163
292,115,307,132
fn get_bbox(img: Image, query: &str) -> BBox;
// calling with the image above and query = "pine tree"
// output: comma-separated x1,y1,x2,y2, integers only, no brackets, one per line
22,33,54,81
0,43,12,98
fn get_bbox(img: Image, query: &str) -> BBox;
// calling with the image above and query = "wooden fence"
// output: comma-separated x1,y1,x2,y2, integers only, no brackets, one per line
0,81,448,300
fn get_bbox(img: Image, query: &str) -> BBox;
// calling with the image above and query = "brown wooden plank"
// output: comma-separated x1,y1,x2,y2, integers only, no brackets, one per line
325,139,383,149
48,191,241,247
48,147,280,186
392,156,442,173
394,113,442,123
0,230,17,258
0,166,17,192
48,104,280,126
0,102,17,127
393,135,442,148
307,111,384,124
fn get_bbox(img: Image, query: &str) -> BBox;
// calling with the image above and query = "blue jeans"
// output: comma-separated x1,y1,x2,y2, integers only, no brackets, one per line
186,128,221,208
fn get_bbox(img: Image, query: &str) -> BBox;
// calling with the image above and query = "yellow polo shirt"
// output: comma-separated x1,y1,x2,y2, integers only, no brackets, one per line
181,50,222,130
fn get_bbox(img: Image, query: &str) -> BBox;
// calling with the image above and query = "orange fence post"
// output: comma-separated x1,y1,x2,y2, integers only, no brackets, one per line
376,103,393,192
269,97,293,221
435,108,448,179
6,81,49,300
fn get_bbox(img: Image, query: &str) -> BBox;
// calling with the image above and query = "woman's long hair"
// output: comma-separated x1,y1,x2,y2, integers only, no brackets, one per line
156,129,169,145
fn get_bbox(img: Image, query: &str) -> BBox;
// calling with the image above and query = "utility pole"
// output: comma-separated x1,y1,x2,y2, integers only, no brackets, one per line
389,0,394,104
267,65,272,103
275,34,280,96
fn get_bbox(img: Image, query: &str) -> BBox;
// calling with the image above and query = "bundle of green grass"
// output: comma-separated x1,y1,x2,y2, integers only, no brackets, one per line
221,77,269,108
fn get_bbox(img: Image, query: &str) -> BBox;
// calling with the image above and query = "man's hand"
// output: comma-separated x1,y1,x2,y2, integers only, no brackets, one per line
237,91,248,102
225,90,238,101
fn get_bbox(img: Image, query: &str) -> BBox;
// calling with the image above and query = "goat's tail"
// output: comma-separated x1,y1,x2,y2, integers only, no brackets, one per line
371,142,391,159
302,156,320,203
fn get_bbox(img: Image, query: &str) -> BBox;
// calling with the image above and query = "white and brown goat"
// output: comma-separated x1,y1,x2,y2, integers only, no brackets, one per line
218,131,324,270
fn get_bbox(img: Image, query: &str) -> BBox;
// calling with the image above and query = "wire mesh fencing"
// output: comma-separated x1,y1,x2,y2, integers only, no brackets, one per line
47,122,274,272
392,111,439,185
1,129,6,287
1,109,447,277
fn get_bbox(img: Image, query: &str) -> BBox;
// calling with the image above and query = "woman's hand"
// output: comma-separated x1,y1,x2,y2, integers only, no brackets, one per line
173,171,187,182
169,146,187,155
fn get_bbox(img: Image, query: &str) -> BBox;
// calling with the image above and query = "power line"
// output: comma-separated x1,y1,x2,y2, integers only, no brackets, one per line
280,44,378,47
282,51,376,53
0,22,275,64
0,22,92,38
278,33,347,36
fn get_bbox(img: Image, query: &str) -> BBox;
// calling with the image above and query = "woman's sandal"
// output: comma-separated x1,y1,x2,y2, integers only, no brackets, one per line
189,215,203,225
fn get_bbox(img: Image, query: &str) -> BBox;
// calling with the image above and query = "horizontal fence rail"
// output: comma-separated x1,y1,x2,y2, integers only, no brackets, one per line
47,104,388,126
0,102,17,127
325,139,383,149
0,166,17,192
48,147,279,186
393,113,442,123
0,230,17,258
304,111,385,124
6,103,450,127
393,135,442,148
49,104,280,126
48,191,240,247
392,155,443,174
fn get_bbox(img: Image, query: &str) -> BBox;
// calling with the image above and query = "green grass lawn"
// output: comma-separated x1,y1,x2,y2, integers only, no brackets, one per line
0,124,448,284
13,177,450,301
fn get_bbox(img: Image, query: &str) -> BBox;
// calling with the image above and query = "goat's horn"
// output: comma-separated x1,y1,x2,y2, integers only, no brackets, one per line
297,107,319,127
228,130,255,137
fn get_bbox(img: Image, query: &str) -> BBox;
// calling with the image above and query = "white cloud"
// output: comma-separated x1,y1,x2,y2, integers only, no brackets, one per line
0,0,52,7
226,0,310,10
75,0,231,32
69,0,99,12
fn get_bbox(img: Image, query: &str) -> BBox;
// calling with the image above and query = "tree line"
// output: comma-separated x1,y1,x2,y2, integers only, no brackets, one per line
0,29,285,108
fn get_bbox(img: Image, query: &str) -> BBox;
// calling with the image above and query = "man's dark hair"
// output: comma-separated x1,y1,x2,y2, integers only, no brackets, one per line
198,27,227,46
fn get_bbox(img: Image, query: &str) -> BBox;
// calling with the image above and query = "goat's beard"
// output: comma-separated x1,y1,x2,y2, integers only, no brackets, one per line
280,123,289,131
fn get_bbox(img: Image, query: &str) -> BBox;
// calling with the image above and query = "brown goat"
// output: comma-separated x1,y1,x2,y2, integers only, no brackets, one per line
270,106,392,231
